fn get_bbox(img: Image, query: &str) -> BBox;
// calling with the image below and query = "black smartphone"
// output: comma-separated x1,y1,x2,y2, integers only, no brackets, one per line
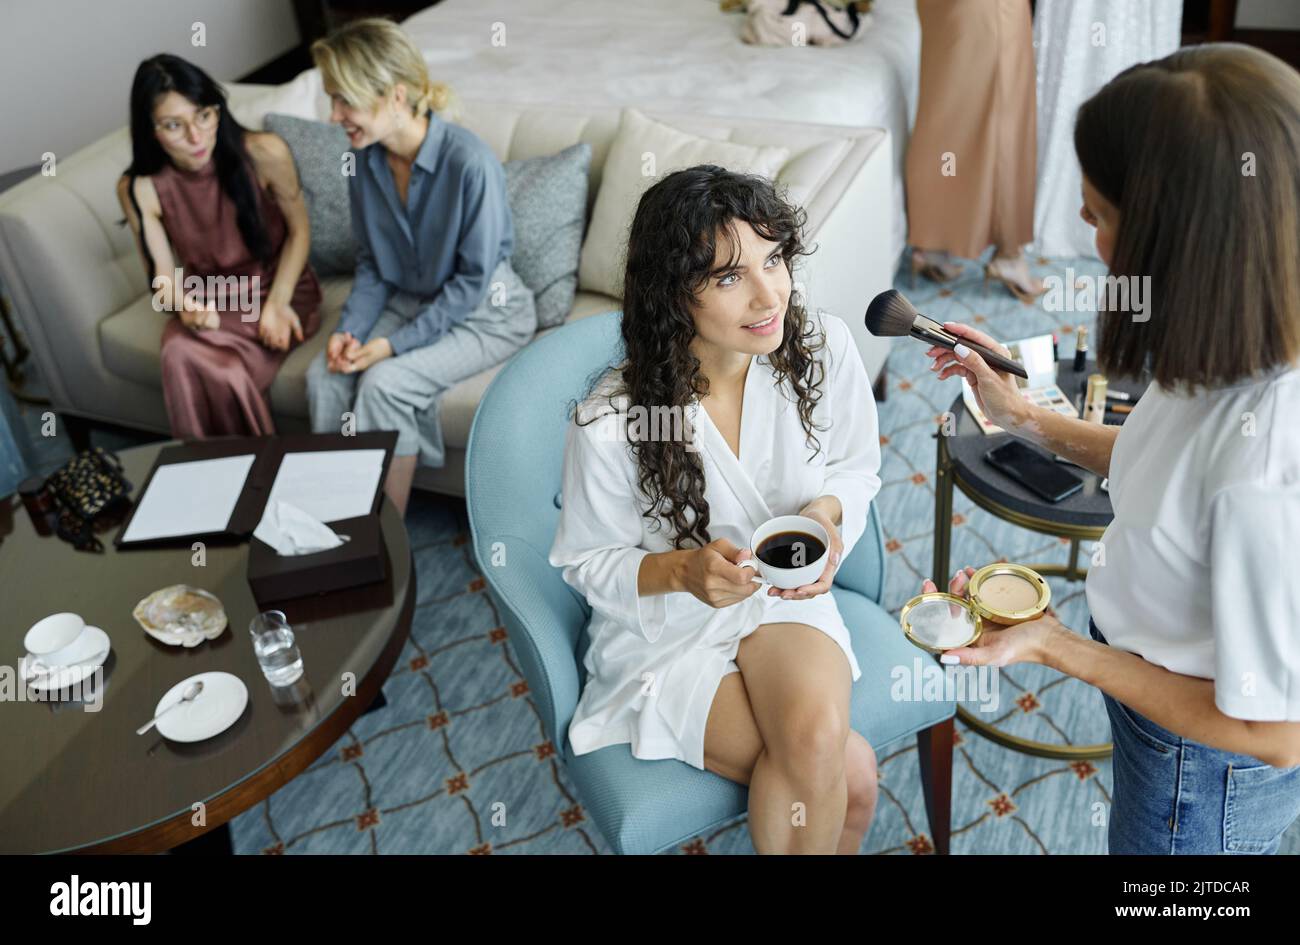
985,440,1084,503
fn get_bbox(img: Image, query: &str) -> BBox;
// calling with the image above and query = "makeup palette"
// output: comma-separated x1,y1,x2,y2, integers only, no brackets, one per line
963,381,1079,435
1024,385,1078,416
898,563,1052,653
962,333,1081,435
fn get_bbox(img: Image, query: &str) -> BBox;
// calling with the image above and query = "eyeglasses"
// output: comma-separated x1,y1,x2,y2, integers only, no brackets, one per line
154,105,220,141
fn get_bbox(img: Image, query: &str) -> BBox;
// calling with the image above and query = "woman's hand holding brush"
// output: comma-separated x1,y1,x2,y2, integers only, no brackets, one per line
931,321,1122,477
927,322,1028,431
865,290,1029,378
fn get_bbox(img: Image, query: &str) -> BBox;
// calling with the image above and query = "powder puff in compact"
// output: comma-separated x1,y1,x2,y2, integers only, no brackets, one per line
899,563,1051,652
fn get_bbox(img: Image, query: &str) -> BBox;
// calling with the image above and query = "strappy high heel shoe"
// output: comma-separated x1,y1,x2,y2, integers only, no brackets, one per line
983,257,1047,305
909,249,963,289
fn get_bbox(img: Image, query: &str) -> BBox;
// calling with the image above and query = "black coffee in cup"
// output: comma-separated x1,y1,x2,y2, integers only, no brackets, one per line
756,531,826,569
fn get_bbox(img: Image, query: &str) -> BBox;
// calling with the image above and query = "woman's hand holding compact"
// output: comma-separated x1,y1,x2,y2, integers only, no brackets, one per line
920,566,1063,667
927,322,1027,431
766,505,843,600
680,538,763,609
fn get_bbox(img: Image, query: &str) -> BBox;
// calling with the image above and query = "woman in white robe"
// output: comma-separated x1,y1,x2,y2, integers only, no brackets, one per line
549,166,883,854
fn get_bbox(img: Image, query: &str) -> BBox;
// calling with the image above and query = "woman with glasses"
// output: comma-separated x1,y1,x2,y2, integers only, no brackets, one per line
117,54,321,438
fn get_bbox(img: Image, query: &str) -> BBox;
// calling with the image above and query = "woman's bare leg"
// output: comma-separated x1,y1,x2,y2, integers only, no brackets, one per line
384,454,417,516
704,662,877,854
836,731,878,854
736,622,854,853
703,671,765,785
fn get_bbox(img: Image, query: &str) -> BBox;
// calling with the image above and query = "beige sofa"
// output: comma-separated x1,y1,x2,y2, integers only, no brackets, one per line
0,76,895,497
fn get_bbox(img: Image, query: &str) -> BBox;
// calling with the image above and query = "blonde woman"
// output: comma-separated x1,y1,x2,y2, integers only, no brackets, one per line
306,18,536,515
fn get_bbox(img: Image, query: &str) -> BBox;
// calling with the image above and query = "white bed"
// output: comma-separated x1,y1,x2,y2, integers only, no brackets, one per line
402,0,920,264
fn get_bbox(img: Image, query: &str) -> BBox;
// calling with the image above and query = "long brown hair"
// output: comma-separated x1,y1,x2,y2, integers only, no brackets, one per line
125,54,270,281
577,166,826,550
1075,43,1300,390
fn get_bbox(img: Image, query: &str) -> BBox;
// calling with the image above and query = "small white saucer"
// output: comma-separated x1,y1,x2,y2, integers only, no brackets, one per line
19,626,111,692
153,672,248,743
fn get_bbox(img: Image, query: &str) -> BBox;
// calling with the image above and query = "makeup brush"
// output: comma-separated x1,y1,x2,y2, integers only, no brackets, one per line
865,289,1029,379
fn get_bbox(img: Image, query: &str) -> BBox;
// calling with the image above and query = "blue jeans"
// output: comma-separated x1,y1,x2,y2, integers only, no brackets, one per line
1090,618,1300,854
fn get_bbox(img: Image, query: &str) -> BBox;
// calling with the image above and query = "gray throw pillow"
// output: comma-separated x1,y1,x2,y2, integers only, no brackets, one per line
504,142,591,329
264,113,355,277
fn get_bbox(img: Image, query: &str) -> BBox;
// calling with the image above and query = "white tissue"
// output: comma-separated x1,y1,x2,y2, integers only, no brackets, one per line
254,500,348,555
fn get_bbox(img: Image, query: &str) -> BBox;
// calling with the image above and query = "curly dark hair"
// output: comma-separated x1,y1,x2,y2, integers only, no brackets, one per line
576,165,828,550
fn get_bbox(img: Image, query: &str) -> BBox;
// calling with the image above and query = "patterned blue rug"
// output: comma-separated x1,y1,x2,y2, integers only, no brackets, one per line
7,255,1296,854
225,252,1293,855
223,255,1106,855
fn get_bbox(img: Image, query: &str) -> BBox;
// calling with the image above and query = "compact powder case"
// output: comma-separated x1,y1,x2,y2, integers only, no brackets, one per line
967,563,1051,625
900,593,983,654
899,563,1051,653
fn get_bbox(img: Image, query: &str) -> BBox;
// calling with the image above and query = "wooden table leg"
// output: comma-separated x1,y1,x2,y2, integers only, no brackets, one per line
917,717,953,855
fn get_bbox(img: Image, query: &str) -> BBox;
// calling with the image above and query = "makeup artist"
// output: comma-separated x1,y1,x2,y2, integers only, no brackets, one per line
924,44,1300,855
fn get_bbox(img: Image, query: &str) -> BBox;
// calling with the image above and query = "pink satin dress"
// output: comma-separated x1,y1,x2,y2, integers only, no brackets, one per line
151,151,322,438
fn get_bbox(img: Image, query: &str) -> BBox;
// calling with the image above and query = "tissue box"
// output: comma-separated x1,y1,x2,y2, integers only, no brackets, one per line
247,513,387,604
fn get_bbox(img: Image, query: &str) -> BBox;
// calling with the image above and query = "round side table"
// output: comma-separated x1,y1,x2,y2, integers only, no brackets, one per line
931,360,1146,760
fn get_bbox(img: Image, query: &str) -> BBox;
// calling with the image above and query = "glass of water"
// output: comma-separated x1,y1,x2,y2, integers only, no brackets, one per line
248,610,304,687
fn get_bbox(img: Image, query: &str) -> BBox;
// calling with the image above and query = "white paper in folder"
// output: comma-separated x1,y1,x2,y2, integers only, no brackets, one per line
121,453,257,542
266,449,386,523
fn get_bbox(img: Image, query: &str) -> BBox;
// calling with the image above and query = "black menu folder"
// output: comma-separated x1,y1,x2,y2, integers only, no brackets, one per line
114,432,398,549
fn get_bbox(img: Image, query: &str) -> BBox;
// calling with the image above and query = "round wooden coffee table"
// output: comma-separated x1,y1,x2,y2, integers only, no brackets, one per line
0,440,414,853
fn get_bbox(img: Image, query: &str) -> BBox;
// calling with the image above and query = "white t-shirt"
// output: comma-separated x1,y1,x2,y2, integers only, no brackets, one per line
1086,365,1300,722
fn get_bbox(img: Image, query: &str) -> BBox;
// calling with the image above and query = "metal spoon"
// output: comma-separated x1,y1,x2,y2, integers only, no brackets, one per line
137,680,204,735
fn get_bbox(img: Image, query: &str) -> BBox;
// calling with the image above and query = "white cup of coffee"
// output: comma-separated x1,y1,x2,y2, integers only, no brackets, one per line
738,515,831,590
24,612,86,657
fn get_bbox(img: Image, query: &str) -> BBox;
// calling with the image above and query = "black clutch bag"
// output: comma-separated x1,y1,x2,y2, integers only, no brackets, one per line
45,446,132,552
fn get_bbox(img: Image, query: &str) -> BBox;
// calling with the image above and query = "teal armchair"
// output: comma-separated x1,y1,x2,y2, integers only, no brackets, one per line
466,312,955,854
